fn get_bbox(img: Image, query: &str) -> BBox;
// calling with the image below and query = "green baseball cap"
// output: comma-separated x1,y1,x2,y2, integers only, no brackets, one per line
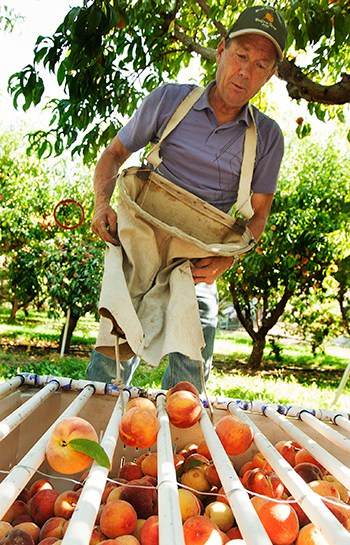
226,6,287,61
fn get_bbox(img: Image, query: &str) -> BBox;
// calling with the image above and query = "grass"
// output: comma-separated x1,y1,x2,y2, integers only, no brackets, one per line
1,305,350,412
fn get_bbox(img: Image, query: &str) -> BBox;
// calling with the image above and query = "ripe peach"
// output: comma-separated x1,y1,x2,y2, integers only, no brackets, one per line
102,481,119,503
250,495,268,513
166,390,202,429
140,452,158,478
294,463,323,483
244,468,285,499
139,514,158,545
106,485,125,503
17,488,31,503
216,486,229,506
132,519,146,541
39,517,66,541
37,538,60,545
29,480,54,498
295,523,328,545
322,475,350,503
294,449,326,475
180,467,212,496
119,461,144,481
215,415,253,456
2,500,29,524
45,416,99,474
178,488,202,521
322,496,350,530
239,461,254,478
308,479,340,499
173,453,185,471
53,490,79,519
119,478,158,519
251,452,272,472
125,397,157,415
205,463,222,489
274,441,301,467
90,525,107,545
204,501,235,532
13,522,40,543
197,439,212,460
287,497,310,528
0,523,13,540
183,453,210,471
165,381,200,399
119,408,159,448
226,526,243,540
100,499,137,538
0,528,35,545
30,490,60,527
258,500,299,545
183,515,223,545
116,536,140,545
179,443,199,459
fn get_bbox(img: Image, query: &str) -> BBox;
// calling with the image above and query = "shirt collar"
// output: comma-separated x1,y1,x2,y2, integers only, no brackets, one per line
193,81,252,127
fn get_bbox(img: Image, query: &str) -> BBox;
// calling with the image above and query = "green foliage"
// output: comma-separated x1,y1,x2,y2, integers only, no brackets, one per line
7,0,350,162
225,132,349,366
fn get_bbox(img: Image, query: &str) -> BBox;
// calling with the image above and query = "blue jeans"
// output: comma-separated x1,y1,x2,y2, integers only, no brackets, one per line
86,282,218,393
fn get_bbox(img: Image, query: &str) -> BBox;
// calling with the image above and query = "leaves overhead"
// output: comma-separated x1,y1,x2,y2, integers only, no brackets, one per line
7,0,350,162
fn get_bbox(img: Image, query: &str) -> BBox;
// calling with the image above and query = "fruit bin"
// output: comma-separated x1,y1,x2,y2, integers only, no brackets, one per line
0,373,350,545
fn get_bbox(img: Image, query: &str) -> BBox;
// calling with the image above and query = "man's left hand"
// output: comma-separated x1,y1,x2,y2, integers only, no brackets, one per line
191,256,234,284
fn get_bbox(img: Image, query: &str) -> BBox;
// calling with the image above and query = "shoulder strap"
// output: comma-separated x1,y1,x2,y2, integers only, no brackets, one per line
234,104,256,219
146,86,205,168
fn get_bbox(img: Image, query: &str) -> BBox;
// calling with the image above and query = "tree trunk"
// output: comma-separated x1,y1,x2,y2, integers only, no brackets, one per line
248,336,267,369
10,297,19,321
59,311,80,354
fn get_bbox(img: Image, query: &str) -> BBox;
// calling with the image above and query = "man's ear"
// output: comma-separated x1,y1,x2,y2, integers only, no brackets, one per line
216,38,226,62
266,65,278,83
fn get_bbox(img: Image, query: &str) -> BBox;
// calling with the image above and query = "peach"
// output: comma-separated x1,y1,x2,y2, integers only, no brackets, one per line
239,461,253,479
100,499,137,538
17,488,31,503
250,495,268,513
180,467,212,496
205,463,222,489
90,525,107,544
243,468,285,499
251,452,272,472
116,536,140,545
119,478,158,519
294,449,326,475
30,490,60,527
140,453,158,478
2,500,29,524
178,488,202,521
39,517,66,541
125,397,157,415
132,519,146,541
215,415,253,456
258,500,299,545
173,453,185,471
294,463,323,483
183,453,210,471
139,515,158,545
0,523,13,540
226,526,243,540
37,539,61,545
165,381,200,399
322,496,350,530
204,501,235,532
216,486,229,506
45,416,99,475
308,480,340,499
119,461,144,481
275,441,301,467
53,490,79,519
107,485,125,503
166,390,202,429
322,475,350,503
13,522,40,543
183,515,223,545
197,439,212,460
29,480,54,498
287,497,310,528
179,443,199,459
119,408,159,449
102,481,119,503
0,528,35,545
295,523,328,545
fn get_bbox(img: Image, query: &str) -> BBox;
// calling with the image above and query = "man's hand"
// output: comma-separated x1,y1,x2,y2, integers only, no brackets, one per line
191,256,234,284
91,204,119,245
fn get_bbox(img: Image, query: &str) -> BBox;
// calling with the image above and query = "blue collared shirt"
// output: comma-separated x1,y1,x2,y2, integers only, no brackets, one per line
118,82,283,213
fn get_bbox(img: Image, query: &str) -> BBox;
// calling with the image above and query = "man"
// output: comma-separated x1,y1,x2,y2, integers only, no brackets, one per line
86,5,288,391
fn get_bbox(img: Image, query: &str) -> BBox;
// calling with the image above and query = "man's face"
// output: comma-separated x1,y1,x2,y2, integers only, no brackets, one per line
215,34,277,110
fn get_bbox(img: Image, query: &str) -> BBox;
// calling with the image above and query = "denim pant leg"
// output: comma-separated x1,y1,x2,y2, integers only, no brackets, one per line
86,349,140,386
161,282,219,393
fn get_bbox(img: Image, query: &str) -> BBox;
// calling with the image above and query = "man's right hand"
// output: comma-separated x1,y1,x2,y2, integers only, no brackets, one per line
91,204,119,245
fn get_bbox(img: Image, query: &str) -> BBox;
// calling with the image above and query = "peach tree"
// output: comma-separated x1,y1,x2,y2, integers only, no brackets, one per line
223,132,349,368
7,0,350,163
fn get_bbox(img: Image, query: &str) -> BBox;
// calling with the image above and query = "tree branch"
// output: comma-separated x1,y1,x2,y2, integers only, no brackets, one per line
173,28,216,59
277,59,350,105
195,0,227,37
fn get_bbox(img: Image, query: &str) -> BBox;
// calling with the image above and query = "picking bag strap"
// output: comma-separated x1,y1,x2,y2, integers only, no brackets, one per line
235,103,256,219
146,86,205,168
